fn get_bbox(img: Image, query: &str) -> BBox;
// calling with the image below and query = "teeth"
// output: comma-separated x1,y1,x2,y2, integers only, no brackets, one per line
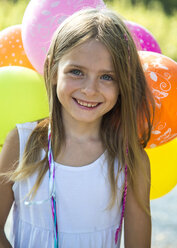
77,99,98,108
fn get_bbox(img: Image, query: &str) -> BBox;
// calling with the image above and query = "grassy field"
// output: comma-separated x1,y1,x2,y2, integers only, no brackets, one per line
0,0,177,61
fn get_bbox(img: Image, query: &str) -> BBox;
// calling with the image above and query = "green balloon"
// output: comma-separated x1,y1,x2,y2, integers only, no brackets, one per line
0,66,49,149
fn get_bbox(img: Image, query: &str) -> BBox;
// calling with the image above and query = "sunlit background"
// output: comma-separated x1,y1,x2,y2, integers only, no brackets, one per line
1,0,177,247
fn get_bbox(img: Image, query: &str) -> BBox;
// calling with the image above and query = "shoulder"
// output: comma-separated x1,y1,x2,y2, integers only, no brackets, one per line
124,149,151,247
0,128,19,173
0,120,39,174
124,149,151,220
0,129,19,233
139,149,151,184
128,149,150,186
125,149,151,215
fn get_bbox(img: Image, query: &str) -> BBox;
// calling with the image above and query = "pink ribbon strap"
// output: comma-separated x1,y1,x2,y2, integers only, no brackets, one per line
115,164,128,244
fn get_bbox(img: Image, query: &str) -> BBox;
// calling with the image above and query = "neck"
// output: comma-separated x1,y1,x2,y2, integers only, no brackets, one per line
62,111,102,142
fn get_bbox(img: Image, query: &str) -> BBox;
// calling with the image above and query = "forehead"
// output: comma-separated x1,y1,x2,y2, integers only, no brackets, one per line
58,39,114,70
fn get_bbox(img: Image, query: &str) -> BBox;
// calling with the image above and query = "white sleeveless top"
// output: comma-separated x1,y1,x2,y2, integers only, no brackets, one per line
9,122,125,248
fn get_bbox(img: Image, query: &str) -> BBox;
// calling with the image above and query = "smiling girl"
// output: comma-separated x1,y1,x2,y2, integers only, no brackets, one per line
0,8,154,248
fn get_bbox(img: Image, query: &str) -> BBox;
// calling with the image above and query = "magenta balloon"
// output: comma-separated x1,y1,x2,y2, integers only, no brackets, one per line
22,0,106,75
125,20,161,54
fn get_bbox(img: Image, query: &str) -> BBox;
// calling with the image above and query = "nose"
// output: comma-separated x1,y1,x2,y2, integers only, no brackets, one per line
81,76,98,96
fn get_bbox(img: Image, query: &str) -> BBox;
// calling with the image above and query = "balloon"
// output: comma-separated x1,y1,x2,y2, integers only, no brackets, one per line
22,0,106,75
0,25,35,70
0,66,49,151
146,138,177,200
139,51,177,148
125,20,161,53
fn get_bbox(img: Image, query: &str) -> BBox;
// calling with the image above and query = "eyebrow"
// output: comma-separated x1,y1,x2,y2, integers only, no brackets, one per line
67,63,115,74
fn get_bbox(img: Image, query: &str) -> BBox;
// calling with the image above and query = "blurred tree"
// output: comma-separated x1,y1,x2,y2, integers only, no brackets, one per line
3,0,177,14
105,0,177,14
159,0,177,14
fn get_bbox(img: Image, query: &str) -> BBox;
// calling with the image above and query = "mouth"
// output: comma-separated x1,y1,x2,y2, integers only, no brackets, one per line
73,98,101,109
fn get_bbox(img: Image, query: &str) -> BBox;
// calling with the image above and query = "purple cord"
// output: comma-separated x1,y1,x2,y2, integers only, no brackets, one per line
48,125,58,248
115,146,128,244
115,164,128,244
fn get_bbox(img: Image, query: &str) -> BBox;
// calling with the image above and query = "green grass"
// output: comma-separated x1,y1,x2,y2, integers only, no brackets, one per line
0,0,177,62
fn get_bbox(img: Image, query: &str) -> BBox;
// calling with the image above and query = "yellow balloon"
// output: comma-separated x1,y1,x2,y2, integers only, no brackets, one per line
0,66,49,152
146,138,177,200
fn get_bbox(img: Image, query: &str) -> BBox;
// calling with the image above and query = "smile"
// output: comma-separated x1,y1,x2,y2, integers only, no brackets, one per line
74,98,100,108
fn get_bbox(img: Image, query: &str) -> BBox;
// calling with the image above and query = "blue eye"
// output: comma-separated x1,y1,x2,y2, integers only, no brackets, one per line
101,74,114,81
70,69,83,76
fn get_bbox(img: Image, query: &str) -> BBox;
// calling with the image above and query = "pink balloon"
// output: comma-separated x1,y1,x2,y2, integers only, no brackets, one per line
125,20,161,54
22,0,106,75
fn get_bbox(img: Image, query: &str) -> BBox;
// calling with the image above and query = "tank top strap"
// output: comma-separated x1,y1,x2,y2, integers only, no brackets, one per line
16,122,37,161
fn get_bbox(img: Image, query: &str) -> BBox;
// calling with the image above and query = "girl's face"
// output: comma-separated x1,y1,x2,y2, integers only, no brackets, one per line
56,39,119,126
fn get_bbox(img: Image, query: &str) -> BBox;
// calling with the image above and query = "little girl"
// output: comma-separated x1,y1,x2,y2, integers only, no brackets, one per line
0,8,155,248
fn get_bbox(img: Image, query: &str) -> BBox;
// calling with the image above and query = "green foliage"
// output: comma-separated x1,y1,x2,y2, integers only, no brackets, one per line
0,0,28,30
105,0,177,15
0,0,177,62
156,0,177,15
106,0,177,62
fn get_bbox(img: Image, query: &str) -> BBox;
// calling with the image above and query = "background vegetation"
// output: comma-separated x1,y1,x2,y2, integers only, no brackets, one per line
106,0,177,61
106,0,177,15
0,0,177,61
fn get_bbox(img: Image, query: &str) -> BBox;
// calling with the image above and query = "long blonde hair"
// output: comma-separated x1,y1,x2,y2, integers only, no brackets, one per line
8,8,155,208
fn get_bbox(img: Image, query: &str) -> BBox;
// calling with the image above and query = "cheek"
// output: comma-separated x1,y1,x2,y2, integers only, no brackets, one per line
111,95,118,108
107,87,119,106
56,78,77,103
56,77,69,94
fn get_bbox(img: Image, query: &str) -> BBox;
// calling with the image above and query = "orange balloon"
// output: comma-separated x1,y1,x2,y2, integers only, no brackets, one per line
0,25,35,70
139,51,177,148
